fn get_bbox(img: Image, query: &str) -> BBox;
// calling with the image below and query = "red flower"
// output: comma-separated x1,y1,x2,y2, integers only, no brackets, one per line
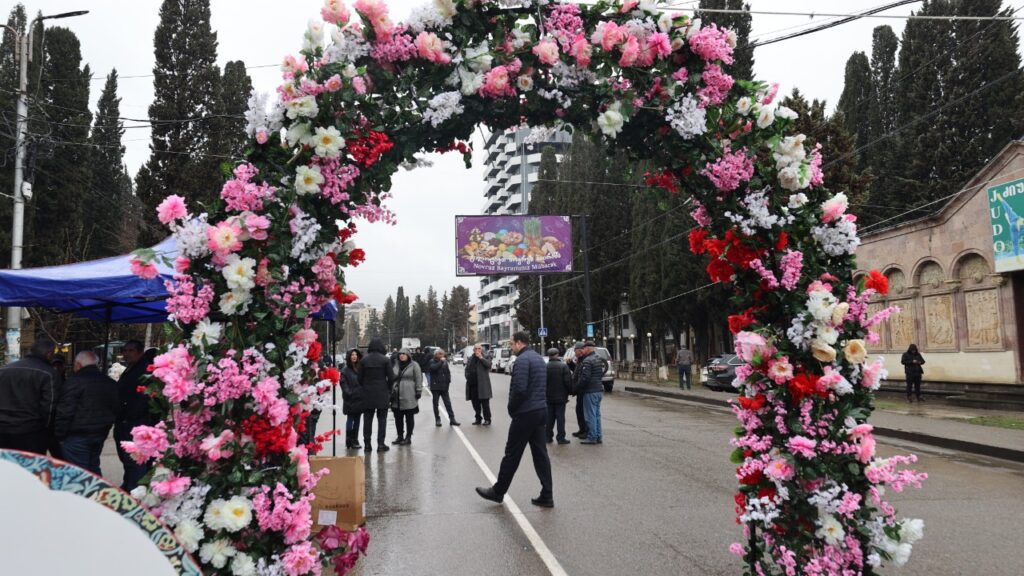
738,468,764,486
725,242,758,270
728,311,755,334
705,238,728,259
348,248,366,267
757,486,777,501
865,269,889,295
332,285,359,305
347,129,394,167
338,223,357,242
242,415,294,457
775,231,789,251
643,170,680,193
706,259,734,283
737,393,766,411
307,341,323,362
319,367,340,385
788,373,822,404
688,229,709,254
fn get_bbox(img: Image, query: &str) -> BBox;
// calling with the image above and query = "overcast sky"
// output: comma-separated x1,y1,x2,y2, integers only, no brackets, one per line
21,0,984,307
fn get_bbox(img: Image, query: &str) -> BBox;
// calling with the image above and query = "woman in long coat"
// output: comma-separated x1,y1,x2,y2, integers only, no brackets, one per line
465,344,493,425
359,338,393,452
901,344,926,402
340,348,364,450
391,349,422,445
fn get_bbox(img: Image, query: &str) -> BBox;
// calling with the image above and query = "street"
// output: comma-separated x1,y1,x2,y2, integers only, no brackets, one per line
326,372,1024,576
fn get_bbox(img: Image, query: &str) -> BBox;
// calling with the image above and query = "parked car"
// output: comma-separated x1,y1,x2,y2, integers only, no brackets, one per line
491,347,513,372
504,349,549,374
451,354,465,366
564,346,615,392
705,353,743,391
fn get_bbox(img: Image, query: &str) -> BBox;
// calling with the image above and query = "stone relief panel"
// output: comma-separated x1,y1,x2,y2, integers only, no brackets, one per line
965,289,1002,348
957,254,991,285
866,302,888,350
924,294,956,349
889,299,916,351
886,269,907,296
917,261,945,290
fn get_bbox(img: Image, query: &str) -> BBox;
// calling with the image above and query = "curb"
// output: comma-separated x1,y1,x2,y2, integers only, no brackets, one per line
624,386,1024,464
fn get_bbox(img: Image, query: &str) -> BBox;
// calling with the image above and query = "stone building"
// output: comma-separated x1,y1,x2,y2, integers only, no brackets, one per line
854,140,1024,407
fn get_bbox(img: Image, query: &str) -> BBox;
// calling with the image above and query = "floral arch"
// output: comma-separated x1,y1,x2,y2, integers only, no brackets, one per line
126,1,925,574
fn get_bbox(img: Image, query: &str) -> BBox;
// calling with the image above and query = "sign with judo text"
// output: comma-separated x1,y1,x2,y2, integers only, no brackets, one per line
988,177,1024,273
455,215,573,276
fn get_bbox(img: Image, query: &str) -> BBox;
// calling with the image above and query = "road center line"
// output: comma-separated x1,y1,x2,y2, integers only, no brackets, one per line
425,389,569,576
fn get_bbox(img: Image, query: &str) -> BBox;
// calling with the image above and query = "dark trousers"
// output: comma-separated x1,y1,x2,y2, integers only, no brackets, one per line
678,364,692,389
906,375,922,399
345,413,362,447
575,395,588,435
493,408,552,500
115,420,151,491
362,408,388,447
546,403,567,442
0,429,48,454
62,433,107,475
471,399,492,422
432,390,456,420
394,409,416,439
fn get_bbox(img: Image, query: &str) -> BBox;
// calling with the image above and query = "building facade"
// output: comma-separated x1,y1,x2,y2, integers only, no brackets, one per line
854,141,1024,400
476,127,571,346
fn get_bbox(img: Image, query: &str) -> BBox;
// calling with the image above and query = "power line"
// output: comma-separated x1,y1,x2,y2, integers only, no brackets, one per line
741,0,922,50
668,6,1024,20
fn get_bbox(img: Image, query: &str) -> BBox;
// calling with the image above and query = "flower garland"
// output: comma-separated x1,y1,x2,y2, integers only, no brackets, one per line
127,1,925,574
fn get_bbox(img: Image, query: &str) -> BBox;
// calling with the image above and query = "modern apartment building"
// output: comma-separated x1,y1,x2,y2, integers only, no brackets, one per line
476,127,571,346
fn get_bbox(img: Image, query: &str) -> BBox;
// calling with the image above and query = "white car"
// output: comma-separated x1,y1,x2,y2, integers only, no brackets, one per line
452,355,465,366
564,346,614,392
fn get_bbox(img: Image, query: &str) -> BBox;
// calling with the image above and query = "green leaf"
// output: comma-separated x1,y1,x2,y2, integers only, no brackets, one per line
730,447,746,464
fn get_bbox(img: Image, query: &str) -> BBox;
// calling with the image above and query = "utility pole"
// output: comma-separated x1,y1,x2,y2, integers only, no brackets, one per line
3,10,88,364
579,215,594,340
539,276,545,353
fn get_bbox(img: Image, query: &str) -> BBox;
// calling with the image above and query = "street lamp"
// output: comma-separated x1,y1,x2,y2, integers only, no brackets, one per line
3,9,89,363
646,332,653,364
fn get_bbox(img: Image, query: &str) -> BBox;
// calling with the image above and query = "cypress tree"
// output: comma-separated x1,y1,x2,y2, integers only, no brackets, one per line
87,69,135,258
381,295,396,347
395,286,410,339
448,285,472,344
698,0,754,80
410,295,426,339
217,60,253,158
835,52,872,168
425,286,442,345
137,0,223,244
868,26,899,143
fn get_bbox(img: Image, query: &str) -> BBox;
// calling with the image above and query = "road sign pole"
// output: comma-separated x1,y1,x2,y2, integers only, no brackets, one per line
539,276,545,353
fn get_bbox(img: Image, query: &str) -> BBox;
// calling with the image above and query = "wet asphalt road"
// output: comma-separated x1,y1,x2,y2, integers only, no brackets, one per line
321,372,1024,576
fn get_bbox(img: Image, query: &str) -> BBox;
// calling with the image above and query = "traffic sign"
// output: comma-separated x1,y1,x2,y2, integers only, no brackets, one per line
537,327,548,337
586,324,594,338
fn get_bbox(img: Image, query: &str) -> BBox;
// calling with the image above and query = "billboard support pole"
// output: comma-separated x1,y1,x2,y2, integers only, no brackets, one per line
580,215,594,339
539,276,545,352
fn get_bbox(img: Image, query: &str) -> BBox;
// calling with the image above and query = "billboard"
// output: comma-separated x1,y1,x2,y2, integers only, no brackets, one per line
455,215,573,276
987,177,1024,273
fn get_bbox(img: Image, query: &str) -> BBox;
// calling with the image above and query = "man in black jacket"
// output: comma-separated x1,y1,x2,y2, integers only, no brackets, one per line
427,349,460,426
476,331,553,508
55,351,119,475
545,348,572,445
574,341,605,445
114,340,158,490
0,337,58,454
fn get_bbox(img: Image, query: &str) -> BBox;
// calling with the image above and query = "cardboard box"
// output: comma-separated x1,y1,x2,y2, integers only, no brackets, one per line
310,456,366,531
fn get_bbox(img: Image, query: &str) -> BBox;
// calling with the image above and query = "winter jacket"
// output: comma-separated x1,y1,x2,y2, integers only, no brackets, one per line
573,351,605,395
465,355,493,400
427,358,452,392
676,348,693,365
340,365,364,415
508,348,547,416
901,352,925,378
392,361,422,412
545,359,573,404
0,354,59,434
118,348,158,424
54,365,119,438
359,351,394,411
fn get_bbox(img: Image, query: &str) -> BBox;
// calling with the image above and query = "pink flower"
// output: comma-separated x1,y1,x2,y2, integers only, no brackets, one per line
856,433,876,463
620,0,639,12
255,128,269,144
321,0,351,26
347,526,370,554
121,423,169,464
281,54,309,78
647,32,672,59
174,256,190,273
618,35,640,67
787,435,817,459
324,74,343,92
767,357,793,384
478,60,521,99
569,34,592,67
861,358,887,390
352,76,367,94
698,63,734,106
200,429,235,461
130,258,159,280
290,445,312,490
150,474,191,498
765,458,794,481
688,24,734,64
207,221,243,256
779,250,803,291
760,82,780,105
734,331,774,364
156,195,187,224
414,32,450,64
293,328,318,347
672,67,689,83
281,542,320,576
244,214,271,241
849,423,874,439
532,38,560,66
701,147,754,192
354,0,393,38
821,193,849,223
592,21,626,52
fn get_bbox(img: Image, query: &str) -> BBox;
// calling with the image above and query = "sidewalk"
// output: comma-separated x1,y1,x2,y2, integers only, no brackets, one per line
621,379,1024,463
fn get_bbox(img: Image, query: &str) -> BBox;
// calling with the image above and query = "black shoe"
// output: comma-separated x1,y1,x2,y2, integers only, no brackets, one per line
572,431,587,438
580,439,601,445
350,442,362,450
472,420,482,425
435,419,442,427
364,445,372,453
377,444,390,452
483,420,491,426
546,438,553,444
557,439,570,445
917,396,925,402
475,487,503,503
907,396,914,403
531,497,554,508
392,437,405,445
451,420,461,426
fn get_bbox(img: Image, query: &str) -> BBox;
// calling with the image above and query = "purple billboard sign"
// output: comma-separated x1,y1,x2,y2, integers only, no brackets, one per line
455,215,573,276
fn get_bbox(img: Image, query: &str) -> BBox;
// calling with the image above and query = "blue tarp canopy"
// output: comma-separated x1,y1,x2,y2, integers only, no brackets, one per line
0,237,336,323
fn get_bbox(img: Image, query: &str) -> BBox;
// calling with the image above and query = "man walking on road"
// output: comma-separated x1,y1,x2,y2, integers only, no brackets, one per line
574,341,604,445
476,331,554,508
676,345,693,390
545,348,572,445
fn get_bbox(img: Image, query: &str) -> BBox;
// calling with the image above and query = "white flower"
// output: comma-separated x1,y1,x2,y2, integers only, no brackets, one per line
815,323,839,345
174,519,204,553
284,95,319,120
773,134,807,169
815,514,845,546
231,553,257,576
866,553,882,568
777,105,799,120
312,126,344,157
812,217,861,257
422,91,465,127
303,19,325,52
174,215,211,259
778,164,809,191
510,29,532,51
464,41,494,72
191,319,223,349
295,165,324,195
598,102,625,138
516,75,534,91
756,106,776,129
788,193,808,209
726,29,738,48
685,18,702,39
892,542,913,566
222,254,256,291
807,290,838,323
736,96,753,116
130,485,160,508
658,12,673,32
221,496,254,532
665,95,707,140
457,67,485,96
286,122,314,148
434,0,456,19
199,539,237,569
901,518,925,543
343,64,358,79
219,289,252,316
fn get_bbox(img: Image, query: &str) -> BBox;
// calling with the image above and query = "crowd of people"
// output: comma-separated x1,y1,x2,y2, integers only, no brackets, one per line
0,338,158,491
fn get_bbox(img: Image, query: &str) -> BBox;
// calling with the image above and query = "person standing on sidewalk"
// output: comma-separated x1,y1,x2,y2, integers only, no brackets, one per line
901,344,926,402
675,345,693,390
115,341,158,491
476,331,553,508
428,349,460,427
465,344,493,425
0,337,59,454
359,338,393,452
340,348,364,450
575,341,605,445
545,348,572,445
569,343,589,439
390,349,422,446
54,351,118,475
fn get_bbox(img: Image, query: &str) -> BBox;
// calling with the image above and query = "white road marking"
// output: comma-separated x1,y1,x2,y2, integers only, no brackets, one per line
425,389,569,576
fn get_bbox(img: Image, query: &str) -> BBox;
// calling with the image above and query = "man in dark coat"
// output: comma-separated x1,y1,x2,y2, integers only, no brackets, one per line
476,331,554,508
55,351,119,475
359,338,393,452
465,344,493,425
0,337,58,454
545,348,572,445
568,343,589,439
574,341,605,445
114,340,158,491
427,349,460,427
